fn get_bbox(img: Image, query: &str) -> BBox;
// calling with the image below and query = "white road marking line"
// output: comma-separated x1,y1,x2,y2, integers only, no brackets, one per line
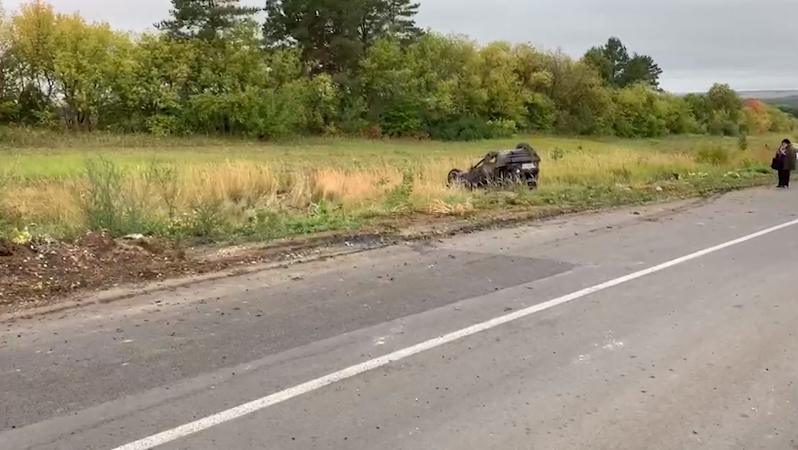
109,217,798,450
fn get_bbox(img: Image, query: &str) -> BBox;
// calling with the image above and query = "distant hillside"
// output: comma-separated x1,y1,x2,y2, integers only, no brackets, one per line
672,89,798,101
764,95,798,106
674,89,798,105
737,90,798,106
737,90,798,100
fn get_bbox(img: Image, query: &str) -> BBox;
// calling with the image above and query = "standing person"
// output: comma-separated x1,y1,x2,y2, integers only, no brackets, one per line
775,139,797,188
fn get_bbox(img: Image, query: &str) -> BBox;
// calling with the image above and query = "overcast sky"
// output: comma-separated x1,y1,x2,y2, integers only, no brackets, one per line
3,0,797,93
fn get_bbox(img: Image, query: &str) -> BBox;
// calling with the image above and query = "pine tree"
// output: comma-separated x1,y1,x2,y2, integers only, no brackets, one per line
621,54,662,89
263,0,420,75
358,0,421,47
582,37,662,89
156,0,260,41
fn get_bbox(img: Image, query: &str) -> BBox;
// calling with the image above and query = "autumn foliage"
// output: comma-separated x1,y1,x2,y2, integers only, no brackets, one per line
0,0,795,140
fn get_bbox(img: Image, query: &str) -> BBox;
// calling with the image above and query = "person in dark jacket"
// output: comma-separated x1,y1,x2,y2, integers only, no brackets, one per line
775,139,797,188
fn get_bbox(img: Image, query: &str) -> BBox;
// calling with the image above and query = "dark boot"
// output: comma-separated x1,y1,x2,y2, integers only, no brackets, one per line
777,170,789,187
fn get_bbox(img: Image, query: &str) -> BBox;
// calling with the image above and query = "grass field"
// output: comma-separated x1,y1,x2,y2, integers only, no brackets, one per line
0,129,786,245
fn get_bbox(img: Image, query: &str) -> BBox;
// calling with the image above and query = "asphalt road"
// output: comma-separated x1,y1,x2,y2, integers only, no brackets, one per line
1,188,797,450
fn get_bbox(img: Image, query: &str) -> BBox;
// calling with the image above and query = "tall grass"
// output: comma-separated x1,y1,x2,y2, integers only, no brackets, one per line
0,132,780,243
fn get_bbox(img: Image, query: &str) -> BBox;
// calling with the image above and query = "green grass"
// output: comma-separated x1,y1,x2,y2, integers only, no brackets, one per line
1,128,784,176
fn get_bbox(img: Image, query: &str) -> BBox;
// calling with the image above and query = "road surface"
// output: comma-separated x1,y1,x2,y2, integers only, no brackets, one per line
1,188,797,450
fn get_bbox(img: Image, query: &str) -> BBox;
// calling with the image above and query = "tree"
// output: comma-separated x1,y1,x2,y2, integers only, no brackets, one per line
0,0,17,121
740,98,772,134
621,54,662,89
682,83,743,136
358,0,421,47
262,0,420,75
704,83,741,123
582,46,613,85
4,1,134,129
776,104,798,119
582,36,661,89
156,0,260,41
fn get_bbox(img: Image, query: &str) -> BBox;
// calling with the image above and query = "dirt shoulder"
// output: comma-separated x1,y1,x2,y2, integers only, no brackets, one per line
0,187,753,318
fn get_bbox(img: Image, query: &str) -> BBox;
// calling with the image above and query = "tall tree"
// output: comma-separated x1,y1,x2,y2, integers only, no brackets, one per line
0,0,17,121
621,53,662,88
582,46,613,86
582,36,661,89
262,0,420,76
358,0,421,47
156,0,260,41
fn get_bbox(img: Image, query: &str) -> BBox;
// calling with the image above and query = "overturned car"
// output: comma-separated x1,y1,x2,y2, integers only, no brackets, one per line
447,142,541,190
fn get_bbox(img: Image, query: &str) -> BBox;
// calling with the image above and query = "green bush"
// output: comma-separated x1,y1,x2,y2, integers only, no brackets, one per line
378,99,424,137
424,116,510,141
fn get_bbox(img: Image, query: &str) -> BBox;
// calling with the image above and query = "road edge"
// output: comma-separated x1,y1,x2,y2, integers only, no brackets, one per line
0,187,754,322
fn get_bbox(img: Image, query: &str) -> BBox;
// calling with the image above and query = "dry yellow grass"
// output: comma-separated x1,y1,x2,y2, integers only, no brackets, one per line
0,138,777,240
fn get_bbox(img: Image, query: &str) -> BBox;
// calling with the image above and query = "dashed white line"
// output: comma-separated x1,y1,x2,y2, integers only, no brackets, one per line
109,217,798,450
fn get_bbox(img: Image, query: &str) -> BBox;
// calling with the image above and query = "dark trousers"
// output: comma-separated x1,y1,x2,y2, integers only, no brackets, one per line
778,170,790,187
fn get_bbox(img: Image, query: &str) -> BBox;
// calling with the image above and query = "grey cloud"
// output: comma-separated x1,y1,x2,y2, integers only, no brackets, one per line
4,0,797,92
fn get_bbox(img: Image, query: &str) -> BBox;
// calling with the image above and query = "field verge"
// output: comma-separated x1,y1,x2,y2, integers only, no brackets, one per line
0,132,782,312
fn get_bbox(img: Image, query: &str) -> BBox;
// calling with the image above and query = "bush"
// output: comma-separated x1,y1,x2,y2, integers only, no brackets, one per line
378,99,424,137
78,157,155,236
424,116,511,141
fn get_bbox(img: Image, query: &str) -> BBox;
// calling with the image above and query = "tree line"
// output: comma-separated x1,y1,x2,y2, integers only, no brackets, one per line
767,96,798,119
0,0,794,141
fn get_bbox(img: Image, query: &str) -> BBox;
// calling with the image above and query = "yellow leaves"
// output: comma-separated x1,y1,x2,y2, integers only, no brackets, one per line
134,33,195,82
478,40,514,68
0,0,9,45
741,105,773,135
9,1,131,82
5,0,135,124
9,0,58,74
